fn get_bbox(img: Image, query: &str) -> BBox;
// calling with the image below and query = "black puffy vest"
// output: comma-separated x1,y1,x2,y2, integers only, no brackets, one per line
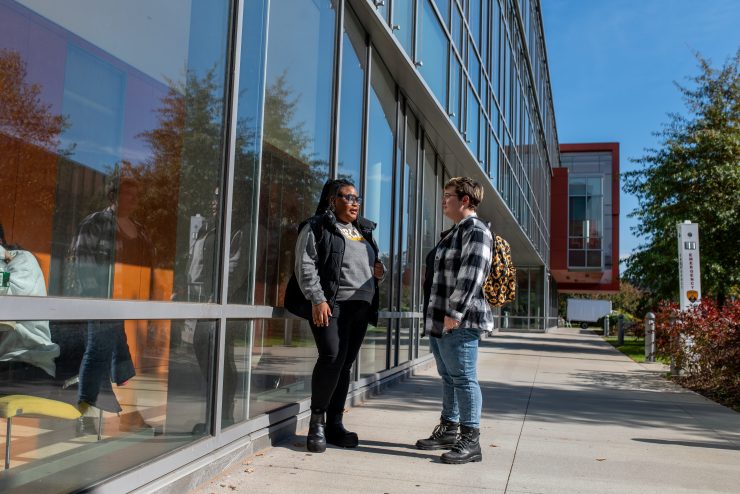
284,211,380,326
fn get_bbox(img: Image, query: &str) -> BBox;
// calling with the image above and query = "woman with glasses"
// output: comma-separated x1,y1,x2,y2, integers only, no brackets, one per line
285,179,385,453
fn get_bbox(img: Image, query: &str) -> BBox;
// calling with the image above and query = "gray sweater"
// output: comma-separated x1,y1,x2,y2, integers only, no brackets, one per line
294,221,375,305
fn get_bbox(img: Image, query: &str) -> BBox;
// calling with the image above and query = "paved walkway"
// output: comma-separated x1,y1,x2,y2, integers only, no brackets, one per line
192,328,740,494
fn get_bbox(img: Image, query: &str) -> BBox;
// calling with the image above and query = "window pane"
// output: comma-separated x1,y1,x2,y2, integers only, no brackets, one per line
360,319,389,376
467,85,479,159
400,112,418,311
255,0,335,307
569,250,585,267
450,52,462,130
248,318,314,418
0,1,232,303
0,318,214,492
228,0,269,304
337,8,367,186
419,0,448,107
393,0,415,56
436,0,450,26
365,53,396,311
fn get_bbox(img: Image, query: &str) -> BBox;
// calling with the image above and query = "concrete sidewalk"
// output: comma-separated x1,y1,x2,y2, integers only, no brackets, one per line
192,328,740,494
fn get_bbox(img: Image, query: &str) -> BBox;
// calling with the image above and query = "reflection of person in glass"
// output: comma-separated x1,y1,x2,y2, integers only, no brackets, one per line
284,179,385,453
416,177,493,464
0,224,60,382
185,187,248,426
68,173,152,418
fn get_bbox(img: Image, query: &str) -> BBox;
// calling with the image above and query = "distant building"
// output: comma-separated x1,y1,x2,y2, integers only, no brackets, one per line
550,143,620,294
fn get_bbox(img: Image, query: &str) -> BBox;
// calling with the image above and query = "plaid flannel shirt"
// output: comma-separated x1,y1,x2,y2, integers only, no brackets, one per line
425,214,494,334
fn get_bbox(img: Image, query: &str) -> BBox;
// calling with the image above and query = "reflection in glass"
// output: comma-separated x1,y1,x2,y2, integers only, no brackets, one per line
398,318,412,364
255,0,335,308
360,319,389,377
337,8,367,186
449,51,462,130
435,0,450,26
365,53,396,311
393,0,415,56
0,319,214,493
419,0,448,108
0,0,232,303
228,0,269,305
467,85,480,160
249,319,314,418
400,112,418,311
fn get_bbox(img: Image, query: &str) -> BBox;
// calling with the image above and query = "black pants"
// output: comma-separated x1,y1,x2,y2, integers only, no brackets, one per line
309,300,370,417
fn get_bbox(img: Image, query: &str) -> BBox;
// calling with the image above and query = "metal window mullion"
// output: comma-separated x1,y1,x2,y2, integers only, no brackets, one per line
359,28,371,208
330,0,345,178
214,0,247,437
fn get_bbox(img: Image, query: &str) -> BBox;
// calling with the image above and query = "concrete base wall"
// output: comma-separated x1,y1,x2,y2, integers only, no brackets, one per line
134,355,435,494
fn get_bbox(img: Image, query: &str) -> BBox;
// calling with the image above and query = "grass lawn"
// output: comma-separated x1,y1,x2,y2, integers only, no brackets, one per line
602,335,669,364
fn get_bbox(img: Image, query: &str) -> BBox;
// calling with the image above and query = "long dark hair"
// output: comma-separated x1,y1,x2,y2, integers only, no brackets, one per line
314,178,355,216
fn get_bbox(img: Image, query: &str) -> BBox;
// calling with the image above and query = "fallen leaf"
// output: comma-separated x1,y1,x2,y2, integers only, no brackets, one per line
489,444,498,448
242,460,252,466
596,458,607,461
229,486,237,491
245,468,255,473
255,452,265,456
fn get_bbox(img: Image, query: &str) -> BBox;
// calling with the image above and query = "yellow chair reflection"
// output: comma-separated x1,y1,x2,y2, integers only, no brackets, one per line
0,395,81,469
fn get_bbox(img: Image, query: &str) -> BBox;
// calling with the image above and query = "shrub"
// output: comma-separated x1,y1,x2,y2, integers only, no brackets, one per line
655,299,740,410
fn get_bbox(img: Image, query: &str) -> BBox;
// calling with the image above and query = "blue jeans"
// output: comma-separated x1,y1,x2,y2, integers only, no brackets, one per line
78,320,135,411
429,327,481,428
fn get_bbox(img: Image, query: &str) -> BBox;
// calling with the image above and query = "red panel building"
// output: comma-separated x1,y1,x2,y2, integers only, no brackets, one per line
551,143,620,294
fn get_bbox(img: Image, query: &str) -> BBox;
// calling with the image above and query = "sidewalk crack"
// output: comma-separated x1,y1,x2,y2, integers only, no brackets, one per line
504,356,541,494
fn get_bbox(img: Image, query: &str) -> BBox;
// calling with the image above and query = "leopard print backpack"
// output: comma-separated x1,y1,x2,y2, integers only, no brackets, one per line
483,233,516,308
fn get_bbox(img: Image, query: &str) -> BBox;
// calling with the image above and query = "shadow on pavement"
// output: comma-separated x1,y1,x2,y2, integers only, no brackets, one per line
632,438,740,451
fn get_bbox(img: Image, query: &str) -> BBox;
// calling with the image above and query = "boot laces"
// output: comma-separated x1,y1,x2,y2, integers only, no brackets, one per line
451,433,474,453
429,424,446,440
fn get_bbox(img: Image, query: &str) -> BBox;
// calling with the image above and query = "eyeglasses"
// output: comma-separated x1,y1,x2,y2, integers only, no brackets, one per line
337,193,362,205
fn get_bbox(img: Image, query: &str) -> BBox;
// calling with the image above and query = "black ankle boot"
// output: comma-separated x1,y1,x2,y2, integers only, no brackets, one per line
325,413,359,448
307,412,326,453
441,425,482,464
415,417,459,450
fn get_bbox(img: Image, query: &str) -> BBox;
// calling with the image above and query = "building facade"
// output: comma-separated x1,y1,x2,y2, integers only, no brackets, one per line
0,0,559,491
551,143,620,294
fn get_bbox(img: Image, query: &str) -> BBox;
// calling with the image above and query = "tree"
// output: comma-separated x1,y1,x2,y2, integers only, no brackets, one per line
623,51,740,307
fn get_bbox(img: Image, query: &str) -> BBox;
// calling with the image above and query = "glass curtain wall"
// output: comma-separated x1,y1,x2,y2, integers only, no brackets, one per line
0,0,233,490
371,0,559,304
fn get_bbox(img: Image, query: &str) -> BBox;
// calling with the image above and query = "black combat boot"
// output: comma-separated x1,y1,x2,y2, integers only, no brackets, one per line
325,413,359,448
306,412,327,453
440,425,482,464
415,417,459,450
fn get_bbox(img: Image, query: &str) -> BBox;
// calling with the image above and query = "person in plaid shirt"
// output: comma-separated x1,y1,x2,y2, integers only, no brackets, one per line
416,177,493,464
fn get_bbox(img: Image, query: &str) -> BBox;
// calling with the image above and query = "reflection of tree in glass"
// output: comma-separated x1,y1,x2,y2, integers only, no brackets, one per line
134,68,226,271
258,72,328,306
0,49,69,247
0,49,67,148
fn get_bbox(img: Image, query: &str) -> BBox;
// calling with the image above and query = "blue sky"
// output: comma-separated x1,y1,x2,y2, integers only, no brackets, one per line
540,0,740,267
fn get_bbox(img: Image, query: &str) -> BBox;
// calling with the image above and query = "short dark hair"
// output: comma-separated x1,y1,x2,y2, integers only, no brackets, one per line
315,179,355,216
445,177,484,210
